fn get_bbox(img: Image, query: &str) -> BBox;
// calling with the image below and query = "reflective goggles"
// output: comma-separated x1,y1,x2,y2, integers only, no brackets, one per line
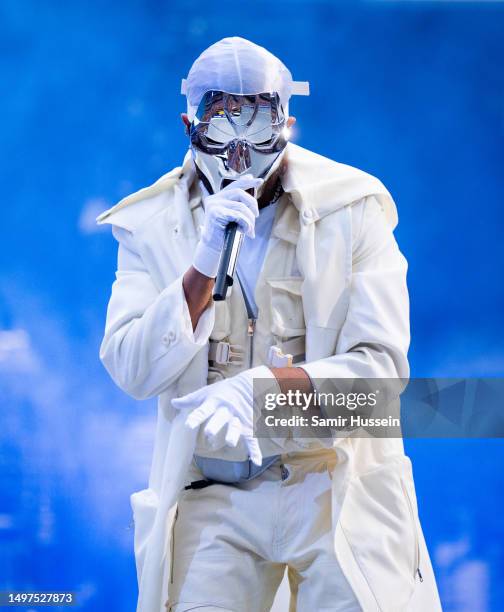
190,90,288,154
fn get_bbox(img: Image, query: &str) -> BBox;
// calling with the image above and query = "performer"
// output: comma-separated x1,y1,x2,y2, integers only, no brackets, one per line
98,37,441,612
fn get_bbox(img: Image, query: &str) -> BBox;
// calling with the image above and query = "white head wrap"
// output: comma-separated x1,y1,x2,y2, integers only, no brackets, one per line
181,36,309,121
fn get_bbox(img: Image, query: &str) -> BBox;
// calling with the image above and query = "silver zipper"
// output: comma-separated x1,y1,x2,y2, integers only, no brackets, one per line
401,479,423,582
236,270,258,370
247,317,256,369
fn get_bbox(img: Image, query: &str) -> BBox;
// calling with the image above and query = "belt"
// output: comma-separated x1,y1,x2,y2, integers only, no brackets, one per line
208,336,306,367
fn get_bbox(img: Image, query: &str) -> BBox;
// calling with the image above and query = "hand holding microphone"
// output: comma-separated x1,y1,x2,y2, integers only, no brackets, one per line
193,174,263,280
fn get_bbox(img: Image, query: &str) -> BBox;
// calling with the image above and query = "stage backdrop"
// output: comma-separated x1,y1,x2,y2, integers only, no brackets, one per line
1,1,503,610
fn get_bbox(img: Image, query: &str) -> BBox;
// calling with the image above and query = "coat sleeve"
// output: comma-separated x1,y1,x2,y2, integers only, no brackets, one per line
301,195,410,386
99,225,215,400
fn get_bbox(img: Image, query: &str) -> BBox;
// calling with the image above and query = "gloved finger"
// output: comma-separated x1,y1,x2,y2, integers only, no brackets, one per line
213,201,256,230
172,396,195,412
217,189,260,216
185,399,220,429
224,417,242,448
221,174,263,194
215,206,255,239
171,387,207,412
204,406,232,439
204,414,232,452
245,436,263,466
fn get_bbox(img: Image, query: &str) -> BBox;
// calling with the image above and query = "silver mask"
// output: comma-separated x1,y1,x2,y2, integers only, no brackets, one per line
189,90,288,194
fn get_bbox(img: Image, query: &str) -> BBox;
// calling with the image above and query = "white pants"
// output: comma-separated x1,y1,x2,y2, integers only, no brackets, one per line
166,448,361,612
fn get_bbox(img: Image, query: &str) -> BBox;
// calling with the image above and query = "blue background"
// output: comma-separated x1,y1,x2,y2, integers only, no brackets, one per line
1,1,503,610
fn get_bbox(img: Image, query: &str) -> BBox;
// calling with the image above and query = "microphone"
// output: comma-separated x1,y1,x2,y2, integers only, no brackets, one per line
213,180,256,301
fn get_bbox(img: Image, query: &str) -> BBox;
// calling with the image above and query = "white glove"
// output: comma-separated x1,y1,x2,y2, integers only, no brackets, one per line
171,365,278,466
193,174,263,278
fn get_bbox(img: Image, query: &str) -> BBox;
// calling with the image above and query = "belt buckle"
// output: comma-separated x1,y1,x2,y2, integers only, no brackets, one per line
215,341,244,366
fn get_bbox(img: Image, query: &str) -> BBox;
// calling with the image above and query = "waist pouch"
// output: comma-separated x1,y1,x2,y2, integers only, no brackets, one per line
193,454,281,484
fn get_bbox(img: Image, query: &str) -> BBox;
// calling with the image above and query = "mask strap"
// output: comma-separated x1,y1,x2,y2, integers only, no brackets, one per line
182,79,309,97
291,81,310,96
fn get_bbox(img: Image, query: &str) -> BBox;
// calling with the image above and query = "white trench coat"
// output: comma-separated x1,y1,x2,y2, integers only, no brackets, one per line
97,142,442,612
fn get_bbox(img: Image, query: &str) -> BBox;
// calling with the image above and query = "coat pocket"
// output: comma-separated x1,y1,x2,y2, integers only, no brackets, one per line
266,276,305,337
130,487,159,586
400,471,423,584
338,456,417,612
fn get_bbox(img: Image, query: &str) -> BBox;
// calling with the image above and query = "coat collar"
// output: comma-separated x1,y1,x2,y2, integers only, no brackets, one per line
179,141,397,228
97,142,398,232
280,142,397,228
